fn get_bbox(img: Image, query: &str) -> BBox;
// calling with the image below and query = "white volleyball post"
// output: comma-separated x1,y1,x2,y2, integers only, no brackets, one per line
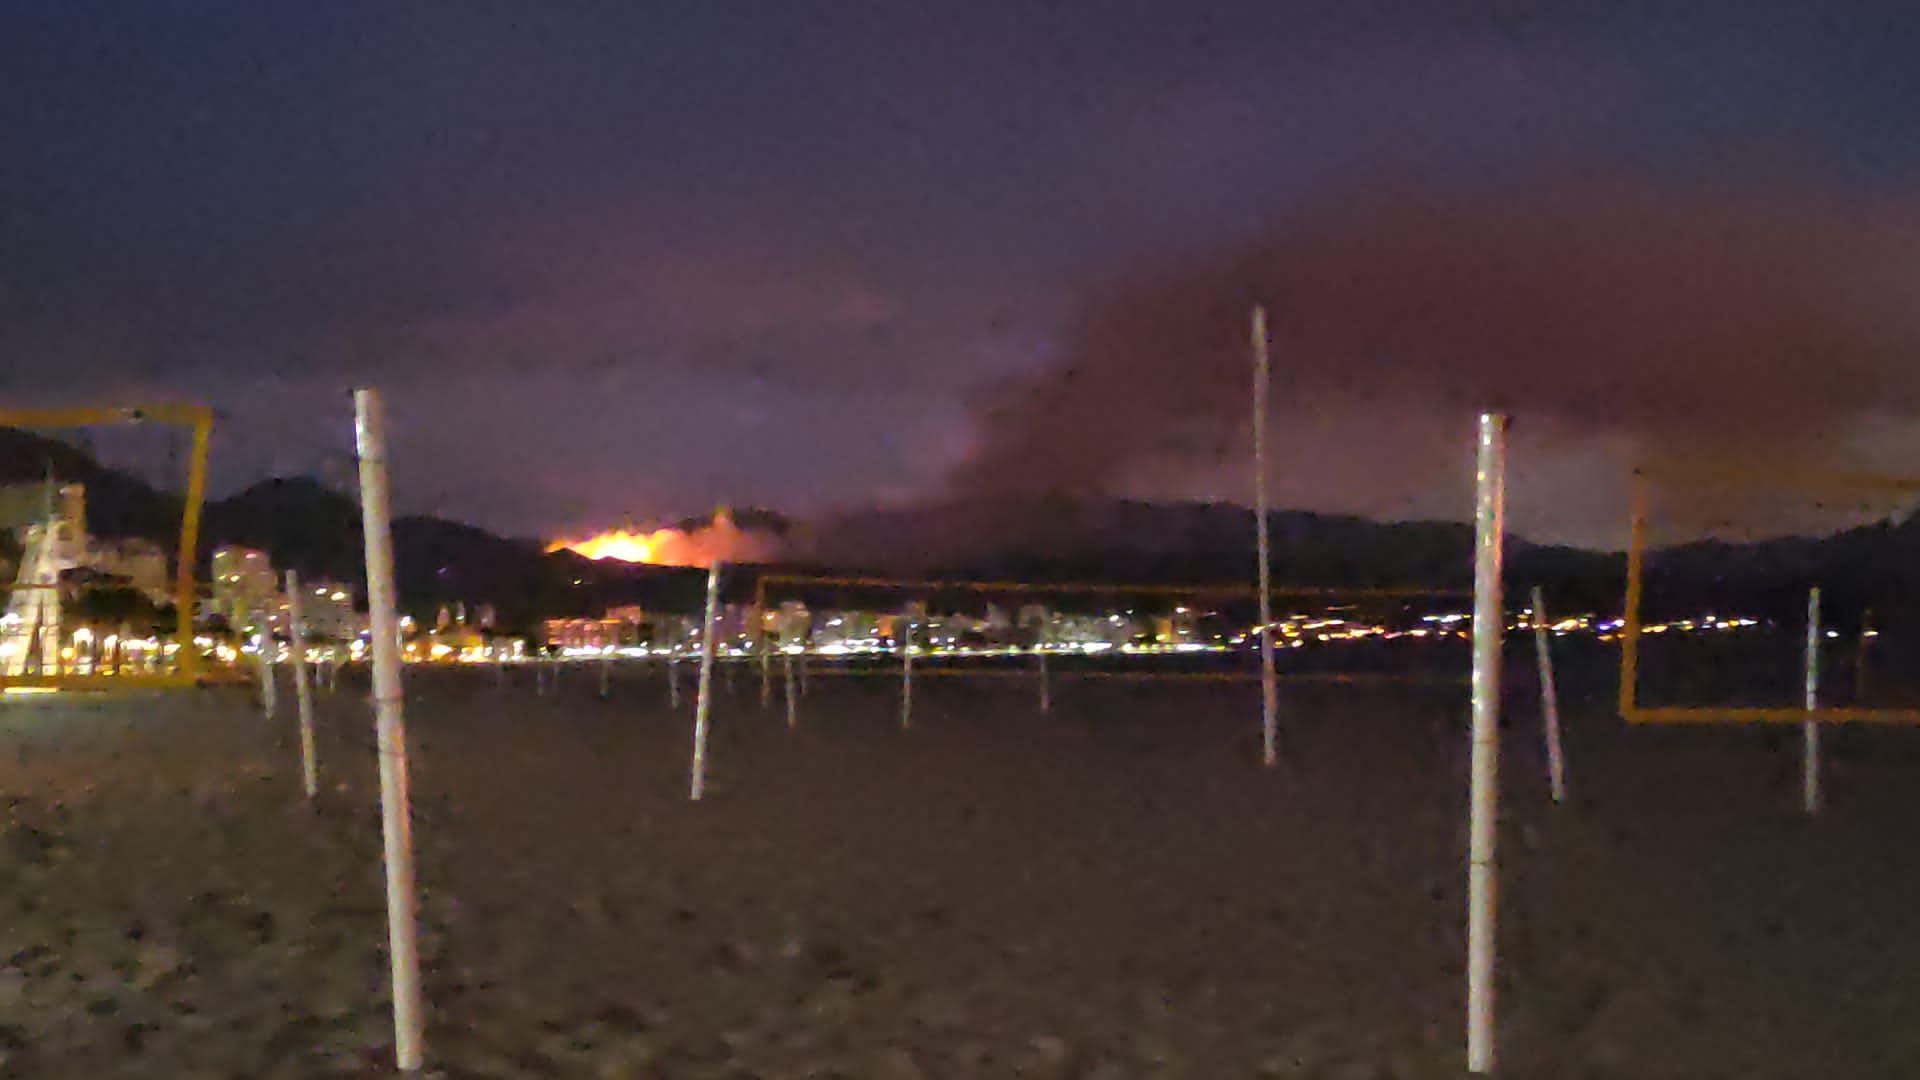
1038,647,1051,716
688,561,723,801
255,607,278,719
784,650,799,728
353,389,425,1073
1529,586,1567,805
1467,411,1506,1075
1803,587,1822,816
286,571,319,801
1252,306,1279,767
760,618,773,708
900,608,915,730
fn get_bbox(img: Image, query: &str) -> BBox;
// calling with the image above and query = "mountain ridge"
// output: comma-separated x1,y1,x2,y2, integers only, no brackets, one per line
3,427,1915,631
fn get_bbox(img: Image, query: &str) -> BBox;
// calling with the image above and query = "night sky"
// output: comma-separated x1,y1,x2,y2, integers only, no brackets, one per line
8,4,1920,547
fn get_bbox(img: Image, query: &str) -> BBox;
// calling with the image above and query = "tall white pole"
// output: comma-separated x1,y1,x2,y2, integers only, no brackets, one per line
1038,647,1051,716
760,614,773,708
255,607,278,719
901,609,915,730
1804,587,1822,816
688,562,723,801
1252,306,1279,767
1529,586,1567,805
1467,412,1506,1075
353,389,425,1073
286,571,318,802
784,650,798,729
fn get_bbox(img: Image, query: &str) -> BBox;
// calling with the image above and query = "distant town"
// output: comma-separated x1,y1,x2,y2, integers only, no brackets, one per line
0,478,1860,682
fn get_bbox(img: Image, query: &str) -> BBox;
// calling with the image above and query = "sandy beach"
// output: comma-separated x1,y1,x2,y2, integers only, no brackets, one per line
4,649,1919,1077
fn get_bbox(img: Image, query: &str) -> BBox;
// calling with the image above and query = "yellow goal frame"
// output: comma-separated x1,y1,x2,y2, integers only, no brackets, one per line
0,404,216,691
1619,463,1920,725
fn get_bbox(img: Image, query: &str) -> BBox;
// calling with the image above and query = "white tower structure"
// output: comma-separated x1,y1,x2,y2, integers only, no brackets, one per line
1,484,86,676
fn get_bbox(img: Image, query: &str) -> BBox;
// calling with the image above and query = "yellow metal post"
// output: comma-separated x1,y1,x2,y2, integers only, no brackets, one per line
1620,462,1920,727
175,409,212,682
1619,471,1645,721
0,404,214,691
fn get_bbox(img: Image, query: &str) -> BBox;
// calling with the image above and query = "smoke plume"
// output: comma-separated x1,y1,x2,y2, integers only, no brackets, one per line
952,181,1920,542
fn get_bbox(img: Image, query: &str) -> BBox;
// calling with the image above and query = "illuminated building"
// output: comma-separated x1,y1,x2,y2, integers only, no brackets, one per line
211,546,278,631
772,600,810,646
290,580,360,640
88,537,170,605
544,605,650,651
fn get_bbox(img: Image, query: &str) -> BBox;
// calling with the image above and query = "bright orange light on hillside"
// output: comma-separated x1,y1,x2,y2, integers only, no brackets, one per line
549,510,782,568
548,528,670,564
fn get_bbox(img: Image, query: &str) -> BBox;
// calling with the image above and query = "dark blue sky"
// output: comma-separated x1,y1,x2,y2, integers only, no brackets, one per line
7,3,1920,543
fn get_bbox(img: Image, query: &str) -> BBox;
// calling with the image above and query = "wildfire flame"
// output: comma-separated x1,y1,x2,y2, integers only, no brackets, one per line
548,511,781,567
548,528,673,564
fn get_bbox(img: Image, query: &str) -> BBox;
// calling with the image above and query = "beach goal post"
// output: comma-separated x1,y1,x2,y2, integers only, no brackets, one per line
1619,463,1920,729
0,404,218,692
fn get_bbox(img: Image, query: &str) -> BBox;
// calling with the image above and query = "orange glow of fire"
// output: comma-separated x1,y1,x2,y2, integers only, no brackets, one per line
548,528,675,564
548,513,781,568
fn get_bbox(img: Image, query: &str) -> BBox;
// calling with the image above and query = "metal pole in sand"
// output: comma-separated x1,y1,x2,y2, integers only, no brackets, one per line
286,571,318,801
1467,411,1506,1075
784,649,798,729
668,653,681,708
256,607,278,719
900,609,915,730
689,561,723,801
599,649,611,699
1038,647,1051,716
353,389,425,1073
1252,306,1278,767
1530,586,1567,805
760,615,773,708
1804,587,1822,816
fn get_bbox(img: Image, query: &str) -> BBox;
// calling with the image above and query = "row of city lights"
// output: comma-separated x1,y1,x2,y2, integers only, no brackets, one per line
0,605,1855,676
540,607,1811,663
